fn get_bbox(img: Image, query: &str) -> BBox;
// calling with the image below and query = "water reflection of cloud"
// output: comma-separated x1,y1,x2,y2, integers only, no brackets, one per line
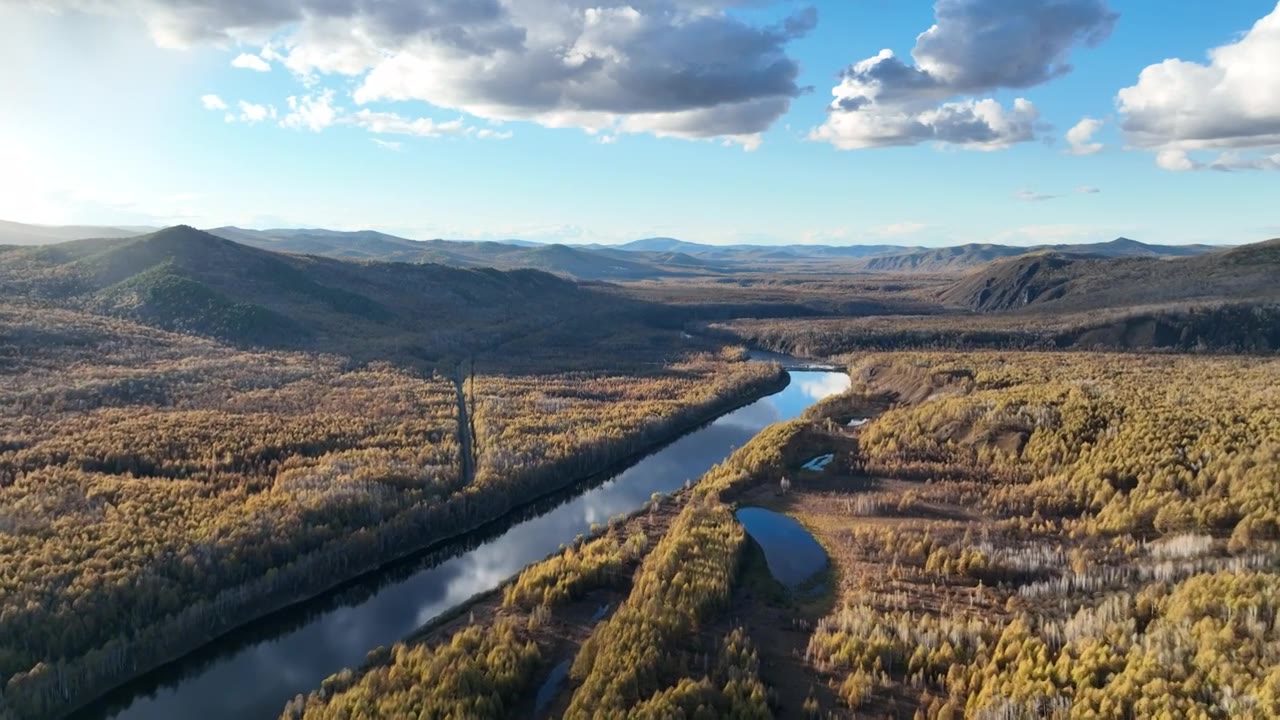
715,398,784,430
799,373,851,401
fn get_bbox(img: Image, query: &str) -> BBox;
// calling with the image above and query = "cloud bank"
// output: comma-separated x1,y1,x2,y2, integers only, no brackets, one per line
57,0,816,148
812,0,1117,150
1118,2,1280,170
1116,0,1280,163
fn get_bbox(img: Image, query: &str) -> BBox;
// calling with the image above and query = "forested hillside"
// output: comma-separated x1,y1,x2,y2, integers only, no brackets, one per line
0,228,788,719
0,225,603,362
938,239,1279,313
705,238,1280,355
285,351,1280,718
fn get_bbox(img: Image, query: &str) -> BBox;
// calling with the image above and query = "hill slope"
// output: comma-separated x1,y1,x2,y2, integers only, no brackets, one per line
0,226,607,361
939,239,1280,313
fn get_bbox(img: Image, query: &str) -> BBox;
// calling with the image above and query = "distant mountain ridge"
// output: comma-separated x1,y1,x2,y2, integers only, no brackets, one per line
0,219,159,246
0,219,1231,277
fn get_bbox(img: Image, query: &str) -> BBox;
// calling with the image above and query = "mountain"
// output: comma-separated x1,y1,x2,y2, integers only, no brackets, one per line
0,226,601,360
607,238,913,260
206,227,701,280
616,237,717,254
860,244,1030,272
1043,237,1220,258
0,219,158,246
1,220,1231,280
938,239,1280,313
855,237,1224,274
207,226,433,261
602,236,1222,268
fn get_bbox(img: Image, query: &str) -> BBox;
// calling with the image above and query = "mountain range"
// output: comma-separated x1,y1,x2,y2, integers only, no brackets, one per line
0,225,604,361
0,218,1233,280
2,223,1275,356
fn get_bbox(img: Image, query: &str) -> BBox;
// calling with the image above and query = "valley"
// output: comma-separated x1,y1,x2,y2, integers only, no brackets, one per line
9,3,1280,718
0,224,1276,720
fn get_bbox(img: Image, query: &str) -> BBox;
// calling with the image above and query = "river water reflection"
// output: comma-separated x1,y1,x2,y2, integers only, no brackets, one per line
81,366,850,720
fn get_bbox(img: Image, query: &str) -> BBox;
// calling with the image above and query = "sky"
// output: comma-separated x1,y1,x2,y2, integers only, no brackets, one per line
1,0,1277,247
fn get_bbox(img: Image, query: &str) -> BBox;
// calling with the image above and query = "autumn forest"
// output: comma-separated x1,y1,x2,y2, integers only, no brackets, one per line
0,223,1277,720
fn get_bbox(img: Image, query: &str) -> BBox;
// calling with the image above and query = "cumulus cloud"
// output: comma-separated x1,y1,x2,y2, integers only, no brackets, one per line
280,90,338,132
234,101,276,124
231,52,270,72
200,93,227,110
1118,2,1280,170
814,95,1039,150
53,0,816,147
371,138,402,151
812,0,1117,150
1065,116,1103,154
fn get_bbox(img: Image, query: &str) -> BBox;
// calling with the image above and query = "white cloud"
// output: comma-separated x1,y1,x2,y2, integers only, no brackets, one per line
351,109,471,137
206,89,497,141
280,89,338,132
813,94,1040,150
371,138,402,151
200,93,227,110
70,0,816,148
231,52,270,72
234,101,276,124
812,0,1116,151
1118,2,1280,170
1153,148,1280,173
1156,149,1199,172
1075,186,1101,194
1065,116,1104,154
1207,151,1280,172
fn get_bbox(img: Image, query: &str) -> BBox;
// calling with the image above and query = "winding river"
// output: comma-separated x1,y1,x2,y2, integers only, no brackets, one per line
77,357,849,720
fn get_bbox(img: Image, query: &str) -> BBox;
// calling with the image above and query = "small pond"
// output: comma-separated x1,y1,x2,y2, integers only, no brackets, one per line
800,453,834,472
735,507,828,587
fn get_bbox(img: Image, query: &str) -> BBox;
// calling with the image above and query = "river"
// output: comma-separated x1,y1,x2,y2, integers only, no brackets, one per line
77,359,849,720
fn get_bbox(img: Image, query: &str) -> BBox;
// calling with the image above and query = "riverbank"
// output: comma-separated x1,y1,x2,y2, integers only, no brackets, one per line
281,364,874,718
15,365,789,720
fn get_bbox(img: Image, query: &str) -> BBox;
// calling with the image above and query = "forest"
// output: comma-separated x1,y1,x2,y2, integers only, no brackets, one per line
280,350,1280,718
3,224,1279,720
280,416,807,720
0,295,783,719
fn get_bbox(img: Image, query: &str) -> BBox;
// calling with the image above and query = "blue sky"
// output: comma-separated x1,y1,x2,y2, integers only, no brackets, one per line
2,0,1277,246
